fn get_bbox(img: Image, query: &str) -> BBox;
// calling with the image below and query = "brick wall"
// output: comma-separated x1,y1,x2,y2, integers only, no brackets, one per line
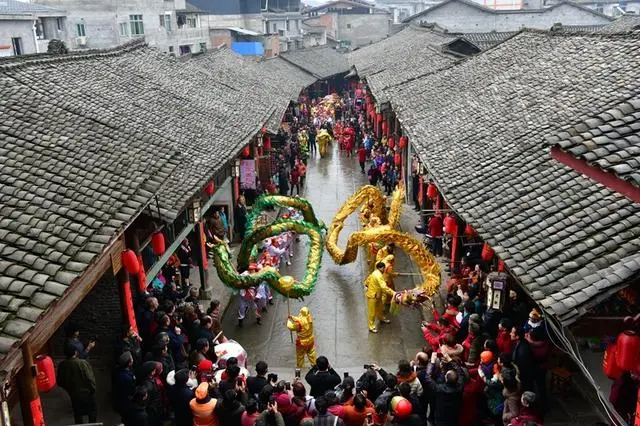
52,270,123,359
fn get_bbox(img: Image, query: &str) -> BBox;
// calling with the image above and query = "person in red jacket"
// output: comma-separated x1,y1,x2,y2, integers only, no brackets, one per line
458,369,484,426
496,318,514,355
427,214,443,257
357,146,367,173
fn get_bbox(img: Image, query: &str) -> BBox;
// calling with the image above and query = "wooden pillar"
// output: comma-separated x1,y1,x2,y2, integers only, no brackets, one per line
17,343,43,426
194,221,208,299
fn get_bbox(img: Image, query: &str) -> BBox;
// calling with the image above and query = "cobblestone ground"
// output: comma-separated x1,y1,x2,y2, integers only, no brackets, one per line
220,144,426,375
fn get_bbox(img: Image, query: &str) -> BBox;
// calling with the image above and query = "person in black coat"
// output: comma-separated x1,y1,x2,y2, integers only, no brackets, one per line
168,369,194,426
247,360,270,397
355,364,388,403
124,386,151,426
411,172,420,211
422,353,465,426
511,325,535,391
112,351,136,421
305,356,342,398
215,388,247,426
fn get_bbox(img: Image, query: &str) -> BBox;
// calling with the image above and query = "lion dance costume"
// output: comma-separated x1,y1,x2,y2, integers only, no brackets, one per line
287,307,317,368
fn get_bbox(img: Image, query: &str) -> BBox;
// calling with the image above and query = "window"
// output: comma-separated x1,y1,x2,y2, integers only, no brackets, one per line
346,23,352,29
129,15,144,35
278,29,284,36
76,23,86,37
11,37,22,56
35,19,46,39
286,20,290,31
199,42,207,52
186,17,197,28
159,14,172,31
179,44,191,55
595,3,604,12
119,22,129,36
56,17,63,31
272,23,277,33
168,45,174,55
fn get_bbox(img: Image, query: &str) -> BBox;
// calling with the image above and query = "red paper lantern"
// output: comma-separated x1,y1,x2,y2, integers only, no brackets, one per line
122,249,139,274
444,215,456,234
241,146,251,158
122,280,138,334
497,259,505,272
602,343,624,380
426,182,437,199
394,152,401,166
615,330,640,371
399,136,407,149
204,181,215,196
464,224,477,236
35,355,56,392
388,137,395,149
481,243,494,262
264,137,271,150
151,231,166,256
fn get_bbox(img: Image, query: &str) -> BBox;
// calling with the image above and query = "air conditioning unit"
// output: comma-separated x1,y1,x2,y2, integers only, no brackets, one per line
76,36,88,46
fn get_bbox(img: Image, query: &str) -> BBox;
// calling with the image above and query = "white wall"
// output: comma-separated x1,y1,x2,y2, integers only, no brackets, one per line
0,19,38,56
409,1,611,31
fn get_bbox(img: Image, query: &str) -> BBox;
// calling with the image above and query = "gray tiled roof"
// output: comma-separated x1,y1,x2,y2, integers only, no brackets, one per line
0,0,60,15
458,31,519,50
385,30,640,326
350,26,458,102
0,42,316,352
280,46,350,80
0,49,182,352
546,96,640,188
600,14,640,33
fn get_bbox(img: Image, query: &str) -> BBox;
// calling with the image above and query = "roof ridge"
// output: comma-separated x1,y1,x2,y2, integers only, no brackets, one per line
0,39,147,70
522,26,640,38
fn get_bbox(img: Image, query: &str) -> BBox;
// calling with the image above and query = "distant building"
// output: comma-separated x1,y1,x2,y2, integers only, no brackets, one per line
546,0,640,15
303,0,392,47
403,0,612,31
0,0,66,56
29,0,210,55
375,0,438,23
195,0,305,52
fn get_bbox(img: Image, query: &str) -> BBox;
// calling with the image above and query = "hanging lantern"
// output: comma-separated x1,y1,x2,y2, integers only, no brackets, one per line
602,343,624,379
497,259,505,272
35,355,56,393
388,137,395,150
444,215,456,234
204,181,215,196
264,137,271,150
151,232,166,256
399,136,407,150
464,224,477,236
615,330,640,371
122,249,140,274
426,182,437,199
241,146,251,158
481,243,494,262
394,152,401,166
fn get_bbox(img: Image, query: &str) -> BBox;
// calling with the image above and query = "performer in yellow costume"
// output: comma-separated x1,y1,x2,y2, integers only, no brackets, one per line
287,307,317,368
365,260,397,333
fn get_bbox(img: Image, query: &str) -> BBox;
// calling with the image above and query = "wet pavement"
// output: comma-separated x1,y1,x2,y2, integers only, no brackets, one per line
220,144,426,374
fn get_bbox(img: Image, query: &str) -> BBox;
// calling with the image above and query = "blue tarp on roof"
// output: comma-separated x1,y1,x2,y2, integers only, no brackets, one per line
231,42,264,56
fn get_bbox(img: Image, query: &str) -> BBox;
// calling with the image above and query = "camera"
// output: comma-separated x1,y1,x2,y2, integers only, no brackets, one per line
363,364,373,369
295,368,301,378
285,381,291,391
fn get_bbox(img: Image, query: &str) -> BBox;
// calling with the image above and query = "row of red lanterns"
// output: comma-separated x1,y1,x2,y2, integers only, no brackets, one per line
121,232,166,275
